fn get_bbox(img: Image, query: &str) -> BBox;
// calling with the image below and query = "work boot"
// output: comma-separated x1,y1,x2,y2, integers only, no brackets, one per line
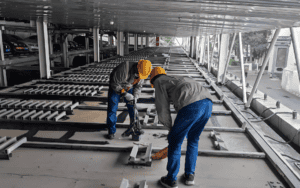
160,176,178,188
183,173,195,186
106,134,115,140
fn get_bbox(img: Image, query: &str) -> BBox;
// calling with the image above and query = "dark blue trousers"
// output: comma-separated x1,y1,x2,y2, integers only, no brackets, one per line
106,87,135,134
167,99,213,181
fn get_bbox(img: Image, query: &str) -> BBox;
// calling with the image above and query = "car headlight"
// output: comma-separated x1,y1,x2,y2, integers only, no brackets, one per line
11,42,18,46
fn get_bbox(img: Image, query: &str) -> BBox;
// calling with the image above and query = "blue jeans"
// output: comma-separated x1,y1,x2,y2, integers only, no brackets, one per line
106,87,135,135
166,99,213,181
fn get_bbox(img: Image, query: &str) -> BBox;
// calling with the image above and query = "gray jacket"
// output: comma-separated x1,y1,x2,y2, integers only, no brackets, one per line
152,75,213,130
109,61,144,96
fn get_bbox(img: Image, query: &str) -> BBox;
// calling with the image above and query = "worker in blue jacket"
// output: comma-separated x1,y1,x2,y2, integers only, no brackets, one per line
106,60,152,139
150,67,213,188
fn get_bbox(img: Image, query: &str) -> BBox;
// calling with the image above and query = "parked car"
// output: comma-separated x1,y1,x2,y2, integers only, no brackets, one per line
23,35,39,52
2,34,29,55
3,42,12,56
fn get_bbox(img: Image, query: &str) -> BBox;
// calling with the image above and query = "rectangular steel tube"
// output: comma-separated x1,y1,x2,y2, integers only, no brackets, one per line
7,100,21,108
69,102,79,110
0,100,14,107
48,102,60,109
68,90,76,95
46,111,58,121
5,137,27,154
22,101,34,109
0,137,17,151
29,110,44,120
0,109,14,118
0,109,7,114
14,101,27,108
0,136,7,144
42,101,53,108
35,101,46,109
53,111,66,121
21,110,36,120
28,101,41,109
38,111,51,121
4,109,21,119
62,102,72,110
14,110,29,119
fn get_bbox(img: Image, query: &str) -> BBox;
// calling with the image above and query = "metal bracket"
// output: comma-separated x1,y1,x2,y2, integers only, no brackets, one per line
128,143,152,166
119,179,148,188
210,130,228,151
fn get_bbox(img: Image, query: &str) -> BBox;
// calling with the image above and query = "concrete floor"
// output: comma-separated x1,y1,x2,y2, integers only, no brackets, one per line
228,66,300,114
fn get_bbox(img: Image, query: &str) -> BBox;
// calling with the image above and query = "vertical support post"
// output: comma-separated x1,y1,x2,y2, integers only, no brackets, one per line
85,34,90,64
246,29,281,108
189,36,193,57
290,27,300,81
134,34,138,51
63,36,68,67
117,31,120,55
192,37,197,59
0,29,7,87
218,34,220,55
199,36,205,65
119,32,124,56
209,35,217,72
93,27,99,62
207,36,210,70
146,35,149,47
36,17,51,78
222,33,237,84
48,30,54,68
141,35,144,48
124,32,129,55
156,36,159,47
238,32,247,104
217,34,229,83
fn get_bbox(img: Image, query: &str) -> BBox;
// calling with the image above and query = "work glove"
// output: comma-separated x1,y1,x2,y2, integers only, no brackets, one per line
151,147,168,160
124,92,134,101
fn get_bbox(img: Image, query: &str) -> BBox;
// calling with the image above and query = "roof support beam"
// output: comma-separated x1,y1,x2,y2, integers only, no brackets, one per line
93,27,100,62
238,32,247,104
36,17,51,79
217,34,230,83
222,33,237,84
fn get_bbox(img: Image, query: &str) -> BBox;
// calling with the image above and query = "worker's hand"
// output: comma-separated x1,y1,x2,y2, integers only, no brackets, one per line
124,93,134,101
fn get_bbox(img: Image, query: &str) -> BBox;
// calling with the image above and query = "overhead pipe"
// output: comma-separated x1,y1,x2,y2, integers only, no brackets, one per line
222,33,237,84
245,29,281,108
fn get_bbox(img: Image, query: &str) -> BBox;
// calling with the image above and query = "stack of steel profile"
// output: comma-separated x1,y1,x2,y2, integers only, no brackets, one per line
0,99,78,121
23,84,103,96
82,68,113,73
57,74,110,83
0,136,27,160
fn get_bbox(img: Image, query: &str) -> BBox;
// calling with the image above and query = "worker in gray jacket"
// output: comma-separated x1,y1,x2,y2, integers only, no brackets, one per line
150,67,213,188
106,60,152,139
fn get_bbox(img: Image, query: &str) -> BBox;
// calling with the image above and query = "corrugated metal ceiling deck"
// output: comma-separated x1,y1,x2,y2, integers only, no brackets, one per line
1,0,300,36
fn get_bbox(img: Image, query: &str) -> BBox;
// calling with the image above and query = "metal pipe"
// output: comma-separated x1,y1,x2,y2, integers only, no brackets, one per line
209,35,217,73
238,32,247,104
290,27,300,82
222,33,237,84
245,29,281,108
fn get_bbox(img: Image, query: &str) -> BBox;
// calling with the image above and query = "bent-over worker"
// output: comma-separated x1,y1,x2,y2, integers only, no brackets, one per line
106,60,152,139
150,67,213,188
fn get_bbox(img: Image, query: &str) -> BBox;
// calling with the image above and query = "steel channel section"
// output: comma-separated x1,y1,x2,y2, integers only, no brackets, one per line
187,53,300,187
245,29,281,108
238,32,247,104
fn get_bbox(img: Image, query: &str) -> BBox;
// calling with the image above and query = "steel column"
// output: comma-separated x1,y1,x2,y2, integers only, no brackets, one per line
222,33,237,84
141,35,144,48
36,17,51,78
134,34,138,51
63,36,68,67
218,34,220,55
246,29,281,108
238,32,247,104
209,35,217,73
290,27,300,82
85,35,90,64
0,29,7,87
146,35,149,47
119,32,124,56
189,36,193,57
217,34,230,83
207,36,210,70
124,32,129,55
192,37,197,59
93,27,99,62
199,36,205,65
117,31,120,55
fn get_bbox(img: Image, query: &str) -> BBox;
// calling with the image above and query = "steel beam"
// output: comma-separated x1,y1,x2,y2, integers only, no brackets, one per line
207,36,210,68
93,27,100,62
117,31,120,55
199,36,205,65
245,29,281,108
238,32,247,104
146,35,149,47
290,27,300,82
119,32,124,56
36,17,51,79
85,35,90,64
217,34,229,83
189,36,194,57
222,33,237,84
141,35,144,48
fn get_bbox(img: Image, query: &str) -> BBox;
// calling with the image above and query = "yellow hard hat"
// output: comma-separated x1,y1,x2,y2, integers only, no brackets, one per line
137,60,152,79
150,67,166,88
